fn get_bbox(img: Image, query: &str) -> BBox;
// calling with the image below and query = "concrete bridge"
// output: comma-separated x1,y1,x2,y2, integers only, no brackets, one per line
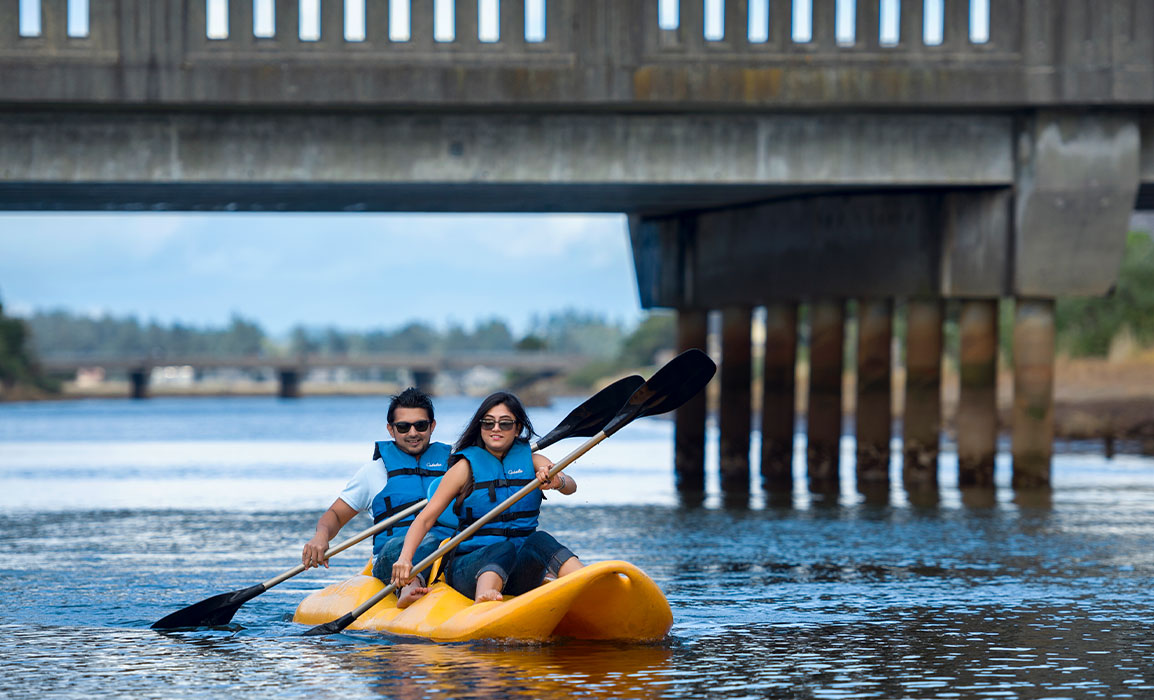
4,0,1153,495
40,351,584,398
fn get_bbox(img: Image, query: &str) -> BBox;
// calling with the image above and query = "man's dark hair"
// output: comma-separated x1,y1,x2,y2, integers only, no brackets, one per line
387,387,435,424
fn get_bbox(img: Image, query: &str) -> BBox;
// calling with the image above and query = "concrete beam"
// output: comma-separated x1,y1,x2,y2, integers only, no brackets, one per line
1014,111,1141,297
639,191,1018,307
0,111,1013,212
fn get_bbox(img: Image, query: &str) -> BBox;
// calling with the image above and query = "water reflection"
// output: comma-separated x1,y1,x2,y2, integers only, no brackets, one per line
318,641,673,699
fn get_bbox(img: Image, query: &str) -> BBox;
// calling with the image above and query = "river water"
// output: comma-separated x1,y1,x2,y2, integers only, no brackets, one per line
1,395,1152,699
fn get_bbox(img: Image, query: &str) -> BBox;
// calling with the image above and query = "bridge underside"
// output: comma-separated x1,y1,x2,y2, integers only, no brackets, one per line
0,110,1015,214
3,107,1149,495
0,181,877,214
4,109,1153,214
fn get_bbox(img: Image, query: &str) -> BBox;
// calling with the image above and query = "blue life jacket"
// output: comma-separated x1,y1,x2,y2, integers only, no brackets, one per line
370,440,455,555
425,476,459,531
453,440,541,554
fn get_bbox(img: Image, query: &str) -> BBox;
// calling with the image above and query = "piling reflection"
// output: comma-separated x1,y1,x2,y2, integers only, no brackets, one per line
1012,486,1053,512
903,481,940,509
959,486,997,510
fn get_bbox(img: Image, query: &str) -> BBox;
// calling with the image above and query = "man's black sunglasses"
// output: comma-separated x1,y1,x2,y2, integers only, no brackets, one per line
392,420,431,434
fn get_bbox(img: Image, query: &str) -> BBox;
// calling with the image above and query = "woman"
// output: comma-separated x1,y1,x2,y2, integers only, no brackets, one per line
391,391,583,603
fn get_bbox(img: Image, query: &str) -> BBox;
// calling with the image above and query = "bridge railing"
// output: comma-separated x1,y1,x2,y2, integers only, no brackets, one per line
1,0,1152,105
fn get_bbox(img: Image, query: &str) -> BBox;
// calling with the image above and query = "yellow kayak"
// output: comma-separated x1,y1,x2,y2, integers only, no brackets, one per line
293,559,673,642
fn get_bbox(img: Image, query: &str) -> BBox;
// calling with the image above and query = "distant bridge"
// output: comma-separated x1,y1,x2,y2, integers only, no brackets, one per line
4,0,1154,494
40,352,588,398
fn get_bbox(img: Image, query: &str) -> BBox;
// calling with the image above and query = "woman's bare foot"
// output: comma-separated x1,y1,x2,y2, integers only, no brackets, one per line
474,571,504,603
395,581,429,609
475,588,503,603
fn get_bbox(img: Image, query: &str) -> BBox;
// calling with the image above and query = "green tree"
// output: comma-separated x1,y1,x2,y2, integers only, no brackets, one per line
527,309,623,358
618,311,676,367
0,297,56,394
1056,231,1154,356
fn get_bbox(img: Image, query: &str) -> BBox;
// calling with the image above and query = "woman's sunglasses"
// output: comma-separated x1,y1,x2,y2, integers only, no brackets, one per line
479,418,517,431
392,420,431,434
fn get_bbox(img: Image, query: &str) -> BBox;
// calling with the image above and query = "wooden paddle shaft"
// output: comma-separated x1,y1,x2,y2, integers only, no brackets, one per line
261,499,429,589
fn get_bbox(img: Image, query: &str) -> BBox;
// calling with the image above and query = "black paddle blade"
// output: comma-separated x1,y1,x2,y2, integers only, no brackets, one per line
302,612,356,637
151,583,266,629
602,349,716,436
533,375,644,450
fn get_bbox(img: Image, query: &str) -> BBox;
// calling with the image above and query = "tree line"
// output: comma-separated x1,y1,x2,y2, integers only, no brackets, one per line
19,308,673,363
5,230,1153,397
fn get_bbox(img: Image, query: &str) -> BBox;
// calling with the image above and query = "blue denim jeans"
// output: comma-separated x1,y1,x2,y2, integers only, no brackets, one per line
446,530,576,599
371,531,444,585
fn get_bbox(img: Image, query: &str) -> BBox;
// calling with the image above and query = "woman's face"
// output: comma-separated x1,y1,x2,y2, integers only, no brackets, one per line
479,403,519,455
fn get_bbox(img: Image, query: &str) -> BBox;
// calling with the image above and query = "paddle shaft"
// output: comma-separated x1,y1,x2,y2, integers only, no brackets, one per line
258,499,428,589
335,430,609,623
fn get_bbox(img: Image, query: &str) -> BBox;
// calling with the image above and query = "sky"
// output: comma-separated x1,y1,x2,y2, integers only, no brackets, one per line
0,213,642,337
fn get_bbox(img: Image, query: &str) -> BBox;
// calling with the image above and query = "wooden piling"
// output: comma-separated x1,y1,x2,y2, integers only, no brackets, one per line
761,302,798,493
903,298,943,489
1011,298,1055,489
675,309,708,493
807,300,845,492
719,307,752,494
855,298,893,487
957,300,998,487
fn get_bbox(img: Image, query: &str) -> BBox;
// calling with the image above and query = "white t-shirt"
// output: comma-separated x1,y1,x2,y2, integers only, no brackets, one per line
338,460,388,515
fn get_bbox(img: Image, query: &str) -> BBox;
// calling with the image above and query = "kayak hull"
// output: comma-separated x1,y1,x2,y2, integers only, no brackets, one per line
293,559,673,642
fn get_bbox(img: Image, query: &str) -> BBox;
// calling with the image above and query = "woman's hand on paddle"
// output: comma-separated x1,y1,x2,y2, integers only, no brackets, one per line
302,533,330,569
535,457,560,490
391,557,414,588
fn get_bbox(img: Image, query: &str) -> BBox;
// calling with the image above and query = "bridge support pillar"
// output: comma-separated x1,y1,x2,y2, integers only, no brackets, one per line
412,370,436,395
129,367,149,399
957,300,998,487
855,299,893,495
902,299,943,490
719,306,752,494
1011,298,1055,489
807,300,844,494
761,302,797,494
278,369,301,399
675,309,708,494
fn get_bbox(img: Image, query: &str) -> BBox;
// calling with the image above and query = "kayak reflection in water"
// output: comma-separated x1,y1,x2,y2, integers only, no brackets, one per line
393,391,584,604
301,388,458,609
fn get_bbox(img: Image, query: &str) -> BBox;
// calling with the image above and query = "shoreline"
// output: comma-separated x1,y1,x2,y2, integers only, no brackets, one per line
7,357,1154,443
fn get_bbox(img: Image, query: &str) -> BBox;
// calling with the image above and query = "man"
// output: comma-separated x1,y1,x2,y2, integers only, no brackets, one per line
301,387,456,608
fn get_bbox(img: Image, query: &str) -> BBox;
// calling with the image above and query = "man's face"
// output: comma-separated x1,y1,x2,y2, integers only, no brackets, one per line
388,407,435,456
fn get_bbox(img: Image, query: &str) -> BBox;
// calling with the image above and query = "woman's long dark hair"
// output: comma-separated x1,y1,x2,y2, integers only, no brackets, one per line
449,392,537,508
452,391,536,457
